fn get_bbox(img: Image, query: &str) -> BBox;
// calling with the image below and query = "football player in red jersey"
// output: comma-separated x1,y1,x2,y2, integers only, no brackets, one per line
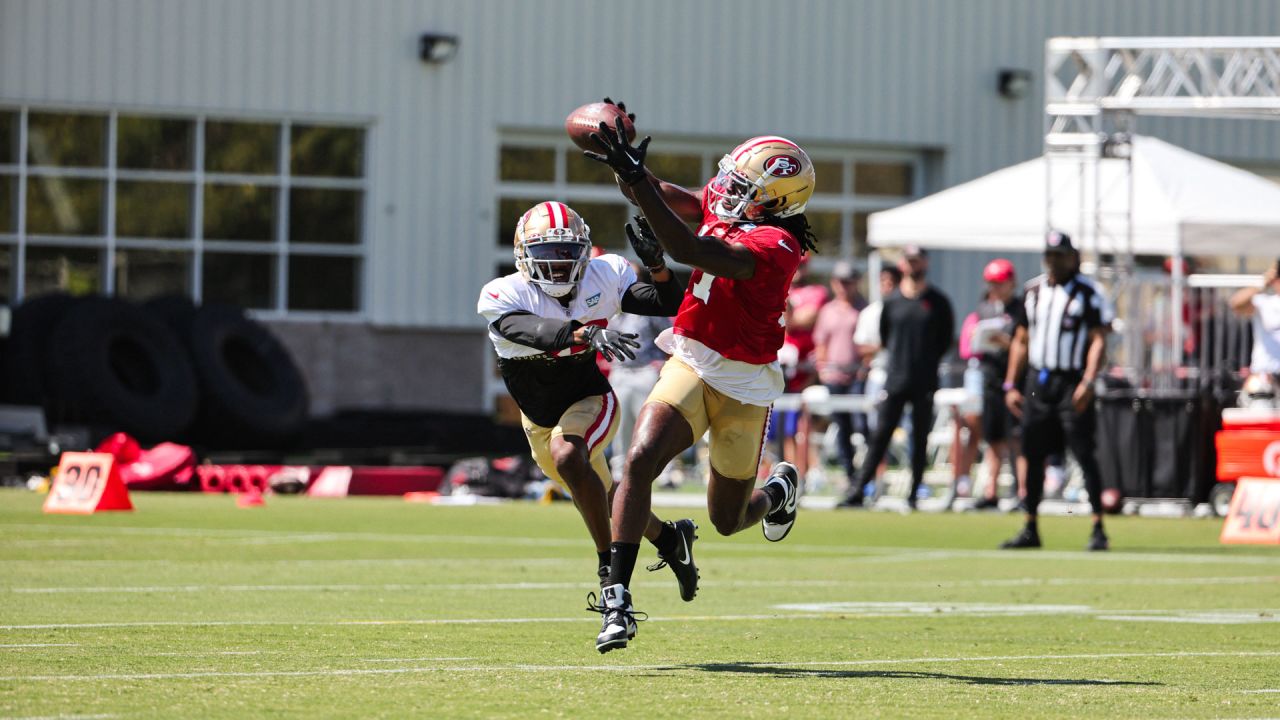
582,101,818,652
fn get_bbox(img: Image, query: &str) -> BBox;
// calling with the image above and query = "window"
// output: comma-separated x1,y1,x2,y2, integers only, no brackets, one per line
0,107,367,313
494,140,922,276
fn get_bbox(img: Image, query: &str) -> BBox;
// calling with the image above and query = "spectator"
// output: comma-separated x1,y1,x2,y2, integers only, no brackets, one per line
1001,230,1113,551
775,259,829,479
848,265,904,491
1230,261,1280,378
954,258,1022,511
609,263,677,485
838,245,954,510
813,260,866,490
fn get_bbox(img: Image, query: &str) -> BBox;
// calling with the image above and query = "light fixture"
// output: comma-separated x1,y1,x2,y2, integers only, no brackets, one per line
419,33,459,64
997,69,1033,99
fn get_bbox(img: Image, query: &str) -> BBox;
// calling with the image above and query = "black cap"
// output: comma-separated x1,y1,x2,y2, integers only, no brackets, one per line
1044,230,1075,253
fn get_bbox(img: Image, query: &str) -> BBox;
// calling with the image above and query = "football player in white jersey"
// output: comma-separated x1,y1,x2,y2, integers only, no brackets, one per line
477,201,700,609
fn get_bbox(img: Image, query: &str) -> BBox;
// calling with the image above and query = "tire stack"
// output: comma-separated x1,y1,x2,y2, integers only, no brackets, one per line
0,294,309,448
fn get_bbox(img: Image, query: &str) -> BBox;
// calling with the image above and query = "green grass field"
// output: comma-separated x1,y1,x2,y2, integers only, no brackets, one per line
1,489,1278,719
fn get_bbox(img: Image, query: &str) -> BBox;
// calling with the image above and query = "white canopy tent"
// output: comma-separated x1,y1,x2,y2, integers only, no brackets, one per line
868,135,1280,257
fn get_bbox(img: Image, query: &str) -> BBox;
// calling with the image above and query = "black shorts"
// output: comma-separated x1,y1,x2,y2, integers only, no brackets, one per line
982,383,1016,443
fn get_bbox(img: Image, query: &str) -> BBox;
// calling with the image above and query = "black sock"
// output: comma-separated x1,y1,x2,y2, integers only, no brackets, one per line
606,542,640,588
597,551,610,574
762,481,786,512
1092,519,1104,533
1026,517,1038,532
651,522,678,557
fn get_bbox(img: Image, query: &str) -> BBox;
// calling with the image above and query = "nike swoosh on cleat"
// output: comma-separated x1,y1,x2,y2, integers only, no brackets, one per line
676,532,691,566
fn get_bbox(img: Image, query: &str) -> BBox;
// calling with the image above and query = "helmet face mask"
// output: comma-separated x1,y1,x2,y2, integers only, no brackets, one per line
708,137,815,223
514,202,592,298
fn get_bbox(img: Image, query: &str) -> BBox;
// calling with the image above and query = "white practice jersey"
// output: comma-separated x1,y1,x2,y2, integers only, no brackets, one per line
478,254,637,359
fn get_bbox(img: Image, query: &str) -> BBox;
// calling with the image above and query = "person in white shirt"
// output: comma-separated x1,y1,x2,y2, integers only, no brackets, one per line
1230,262,1280,376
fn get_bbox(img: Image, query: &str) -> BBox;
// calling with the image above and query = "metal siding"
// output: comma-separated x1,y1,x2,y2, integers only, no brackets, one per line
2,0,1280,328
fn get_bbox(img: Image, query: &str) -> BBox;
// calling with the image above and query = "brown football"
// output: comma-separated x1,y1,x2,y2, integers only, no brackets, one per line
565,102,636,152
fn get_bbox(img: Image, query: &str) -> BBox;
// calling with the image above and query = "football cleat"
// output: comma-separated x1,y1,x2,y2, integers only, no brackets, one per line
588,583,644,653
999,525,1042,549
1087,527,1110,552
762,462,799,542
646,519,700,602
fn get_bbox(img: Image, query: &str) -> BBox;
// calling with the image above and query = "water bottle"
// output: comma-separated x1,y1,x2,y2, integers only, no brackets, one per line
964,358,983,397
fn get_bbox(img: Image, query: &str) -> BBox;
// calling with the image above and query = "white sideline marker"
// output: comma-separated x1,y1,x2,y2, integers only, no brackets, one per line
2,650,1279,683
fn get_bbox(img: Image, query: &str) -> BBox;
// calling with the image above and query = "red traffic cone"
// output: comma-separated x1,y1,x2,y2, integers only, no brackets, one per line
236,490,266,508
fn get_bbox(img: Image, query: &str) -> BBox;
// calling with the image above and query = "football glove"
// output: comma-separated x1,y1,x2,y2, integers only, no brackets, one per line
601,97,637,123
625,215,664,270
581,325,640,362
585,116,651,186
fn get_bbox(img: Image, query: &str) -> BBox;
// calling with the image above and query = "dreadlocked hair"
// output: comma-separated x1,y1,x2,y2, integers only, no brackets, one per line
760,213,819,255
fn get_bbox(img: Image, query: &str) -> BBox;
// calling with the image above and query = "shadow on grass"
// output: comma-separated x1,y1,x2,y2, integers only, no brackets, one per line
683,663,1160,686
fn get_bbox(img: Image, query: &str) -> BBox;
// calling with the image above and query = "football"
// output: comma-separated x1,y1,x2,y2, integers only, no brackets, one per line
565,102,636,152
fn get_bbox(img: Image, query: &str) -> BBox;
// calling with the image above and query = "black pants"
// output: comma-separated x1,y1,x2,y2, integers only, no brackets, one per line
825,381,860,480
1021,371,1104,516
851,384,934,498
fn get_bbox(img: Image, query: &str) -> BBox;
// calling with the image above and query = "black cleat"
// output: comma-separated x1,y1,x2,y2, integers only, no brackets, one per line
835,491,866,509
647,519,699,602
999,525,1042,549
588,583,644,653
762,462,799,542
972,497,1001,511
1087,527,1110,552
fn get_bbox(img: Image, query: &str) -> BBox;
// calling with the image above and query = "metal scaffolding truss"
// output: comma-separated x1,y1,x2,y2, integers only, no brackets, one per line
1043,37,1280,389
1047,36,1280,149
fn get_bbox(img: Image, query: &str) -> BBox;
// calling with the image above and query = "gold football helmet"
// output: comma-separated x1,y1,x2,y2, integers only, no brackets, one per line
707,136,816,223
513,201,592,298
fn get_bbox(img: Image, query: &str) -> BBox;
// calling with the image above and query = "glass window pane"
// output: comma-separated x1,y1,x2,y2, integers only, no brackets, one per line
291,125,364,177
26,177,105,235
0,244,11,302
565,151,616,185
203,184,276,241
0,110,16,165
854,162,913,196
288,254,358,311
647,152,706,189
853,211,871,257
203,252,274,309
0,175,13,233
499,146,554,182
805,210,843,257
289,188,360,245
568,201,629,250
27,112,106,167
812,160,843,194
114,248,190,300
24,245,101,296
117,116,193,171
205,121,278,174
116,181,191,238
496,197,545,247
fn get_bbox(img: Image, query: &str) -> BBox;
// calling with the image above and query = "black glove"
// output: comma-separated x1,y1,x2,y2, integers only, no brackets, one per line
625,215,664,270
580,325,640,362
585,116,651,186
601,97,637,123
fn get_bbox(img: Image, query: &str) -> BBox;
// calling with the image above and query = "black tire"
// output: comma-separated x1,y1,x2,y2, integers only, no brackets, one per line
1,293,83,407
143,294,199,335
183,304,309,446
48,297,199,441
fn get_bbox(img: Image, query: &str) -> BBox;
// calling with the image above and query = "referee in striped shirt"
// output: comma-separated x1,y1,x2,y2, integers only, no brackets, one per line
1001,230,1114,551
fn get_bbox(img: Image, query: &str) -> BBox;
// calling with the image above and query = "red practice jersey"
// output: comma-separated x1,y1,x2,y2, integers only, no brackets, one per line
671,190,803,365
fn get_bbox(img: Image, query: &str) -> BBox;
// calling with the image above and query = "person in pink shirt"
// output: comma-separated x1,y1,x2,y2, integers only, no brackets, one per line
813,260,866,488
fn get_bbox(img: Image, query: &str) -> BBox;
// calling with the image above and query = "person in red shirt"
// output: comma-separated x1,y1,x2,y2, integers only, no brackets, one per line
583,104,817,652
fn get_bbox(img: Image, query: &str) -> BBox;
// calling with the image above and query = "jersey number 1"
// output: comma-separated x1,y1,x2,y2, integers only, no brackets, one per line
692,272,715,303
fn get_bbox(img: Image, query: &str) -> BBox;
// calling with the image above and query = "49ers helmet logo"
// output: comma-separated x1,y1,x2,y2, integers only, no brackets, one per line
763,154,801,177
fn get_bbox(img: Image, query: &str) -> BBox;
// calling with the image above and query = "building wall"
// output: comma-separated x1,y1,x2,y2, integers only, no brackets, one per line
4,0,1279,413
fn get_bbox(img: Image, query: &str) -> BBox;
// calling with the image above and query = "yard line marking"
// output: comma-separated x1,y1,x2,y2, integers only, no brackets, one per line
6,575,1276,595
0,643,80,648
1241,689,1280,693
0,715,118,720
2,650,1279,682
8,523,1279,566
151,650,265,656
0,614,825,630
359,657,475,663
